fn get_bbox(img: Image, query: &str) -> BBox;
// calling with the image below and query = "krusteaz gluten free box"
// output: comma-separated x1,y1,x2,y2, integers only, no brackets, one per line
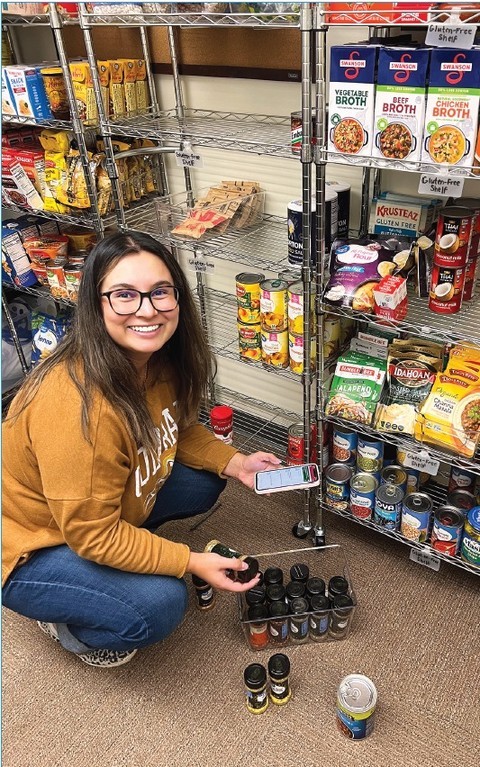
328,45,378,164
421,47,480,173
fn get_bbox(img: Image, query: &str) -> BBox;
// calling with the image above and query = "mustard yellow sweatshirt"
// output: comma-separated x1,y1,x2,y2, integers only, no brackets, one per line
2,363,238,586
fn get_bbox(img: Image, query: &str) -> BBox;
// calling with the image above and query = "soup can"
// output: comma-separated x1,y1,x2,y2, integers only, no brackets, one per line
400,492,433,542
460,507,480,568
447,488,477,516
260,279,288,332
434,206,473,269
431,506,464,556
332,426,357,466
336,674,377,740
350,472,377,521
238,321,262,362
373,484,404,530
448,465,476,495
261,328,289,369
357,435,384,474
236,272,264,325
287,421,317,464
325,463,352,505
380,465,408,494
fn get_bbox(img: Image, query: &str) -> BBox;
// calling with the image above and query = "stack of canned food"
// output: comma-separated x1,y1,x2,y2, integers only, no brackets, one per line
324,426,480,568
240,560,356,651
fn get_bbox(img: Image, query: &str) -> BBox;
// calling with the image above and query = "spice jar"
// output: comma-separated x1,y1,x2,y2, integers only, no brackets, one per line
264,566,284,587
191,575,215,611
244,663,269,714
268,601,289,646
329,594,354,638
309,594,330,642
328,575,349,601
268,653,292,706
266,583,286,604
290,562,310,583
247,605,270,650
285,580,306,608
306,576,326,600
245,585,266,608
204,539,259,584
289,597,309,644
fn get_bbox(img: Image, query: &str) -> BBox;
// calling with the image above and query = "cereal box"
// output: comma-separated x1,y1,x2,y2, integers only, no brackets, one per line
421,48,480,174
373,47,430,168
5,65,52,120
328,45,378,164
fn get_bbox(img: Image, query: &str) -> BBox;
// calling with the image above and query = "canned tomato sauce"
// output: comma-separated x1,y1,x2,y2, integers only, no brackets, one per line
236,272,264,325
431,506,464,556
460,506,480,568
350,472,377,520
336,674,377,740
400,492,433,542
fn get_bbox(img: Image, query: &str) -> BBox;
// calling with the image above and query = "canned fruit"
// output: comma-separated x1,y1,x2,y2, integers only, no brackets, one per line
236,272,264,325
261,329,288,369
260,279,288,332
287,280,315,335
289,333,315,375
238,321,262,362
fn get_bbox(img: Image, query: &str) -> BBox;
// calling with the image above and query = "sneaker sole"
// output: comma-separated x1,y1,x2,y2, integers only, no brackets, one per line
78,649,138,668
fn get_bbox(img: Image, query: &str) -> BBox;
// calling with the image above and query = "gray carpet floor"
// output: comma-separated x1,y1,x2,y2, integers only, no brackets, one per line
2,480,479,767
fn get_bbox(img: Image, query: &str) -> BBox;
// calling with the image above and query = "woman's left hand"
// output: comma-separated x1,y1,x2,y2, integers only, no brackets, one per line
223,451,282,490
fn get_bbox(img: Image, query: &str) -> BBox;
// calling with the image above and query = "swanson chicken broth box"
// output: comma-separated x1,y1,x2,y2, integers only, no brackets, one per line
328,46,378,164
373,47,430,169
421,48,480,173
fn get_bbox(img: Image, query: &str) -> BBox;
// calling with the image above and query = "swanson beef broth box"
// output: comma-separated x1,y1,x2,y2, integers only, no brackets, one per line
328,45,378,164
373,47,430,169
421,48,480,174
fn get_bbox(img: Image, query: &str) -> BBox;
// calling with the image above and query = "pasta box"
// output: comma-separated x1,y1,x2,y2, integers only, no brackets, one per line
373,47,430,168
328,45,378,163
421,48,480,173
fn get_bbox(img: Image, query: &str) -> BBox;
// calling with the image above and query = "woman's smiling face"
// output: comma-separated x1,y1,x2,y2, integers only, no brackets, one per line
100,250,179,368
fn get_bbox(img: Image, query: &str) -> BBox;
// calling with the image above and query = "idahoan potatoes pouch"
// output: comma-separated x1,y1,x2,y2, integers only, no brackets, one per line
416,344,480,457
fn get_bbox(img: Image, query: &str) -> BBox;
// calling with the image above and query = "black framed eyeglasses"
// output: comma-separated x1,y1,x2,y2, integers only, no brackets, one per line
101,285,180,315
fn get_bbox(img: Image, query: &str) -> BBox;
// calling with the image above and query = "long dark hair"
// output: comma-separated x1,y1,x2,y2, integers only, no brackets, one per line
8,231,214,452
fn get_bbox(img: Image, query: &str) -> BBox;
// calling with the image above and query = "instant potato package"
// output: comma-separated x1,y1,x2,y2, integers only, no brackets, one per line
415,344,480,457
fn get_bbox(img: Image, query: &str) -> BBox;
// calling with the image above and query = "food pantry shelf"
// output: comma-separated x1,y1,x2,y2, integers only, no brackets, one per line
81,10,300,28
101,108,294,158
2,114,75,131
324,151,480,180
1,202,100,230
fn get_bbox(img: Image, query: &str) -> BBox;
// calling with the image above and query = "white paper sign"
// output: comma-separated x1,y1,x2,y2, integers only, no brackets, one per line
426,23,477,50
175,150,203,168
187,255,215,274
418,174,464,199
400,450,440,476
410,548,441,572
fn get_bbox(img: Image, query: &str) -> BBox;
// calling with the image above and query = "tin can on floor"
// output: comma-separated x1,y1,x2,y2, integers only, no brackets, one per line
336,674,377,740
431,506,464,556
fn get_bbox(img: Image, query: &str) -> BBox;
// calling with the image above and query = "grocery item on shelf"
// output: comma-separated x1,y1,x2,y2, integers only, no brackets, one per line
31,309,70,366
326,181,350,240
436,3,480,22
40,66,70,121
288,331,315,375
372,274,408,321
2,226,38,288
372,47,430,169
421,48,480,173
238,320,262,362
69,60,98,124
2,145,45,210
447,465,476,496
290,108,318,155
328,45,377,163
260,278,288,332
430,506,464,556
369,192,440,239
1,3,45,15
2,69,16,116
325,350,387,426
287,188,338,266
400,492,433,542
460,507,480,568
236,271,264,325
4,65,53,120
261,327,289,369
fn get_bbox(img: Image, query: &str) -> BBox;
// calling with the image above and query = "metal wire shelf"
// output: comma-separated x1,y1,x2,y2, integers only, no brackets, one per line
81,10,301,28
1,201,100,229
2,114,73,131
324,150,480,180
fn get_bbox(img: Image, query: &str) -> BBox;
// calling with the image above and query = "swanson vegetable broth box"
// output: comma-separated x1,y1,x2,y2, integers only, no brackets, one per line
421,48,480,173
373,47,430,168
328,45,378,164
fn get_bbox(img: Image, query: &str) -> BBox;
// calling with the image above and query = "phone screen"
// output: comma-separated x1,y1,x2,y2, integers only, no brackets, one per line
256,464,316,492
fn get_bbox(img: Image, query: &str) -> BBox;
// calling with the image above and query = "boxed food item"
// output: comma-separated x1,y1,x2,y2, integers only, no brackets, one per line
2,68,17,115
1,226,37,287
109,59,126,118
97,61,111,117
369,194,438,238
325,2,395,23
373,47,430,168
69,60,98,123
328,45,378,163
118,59,138,116
421,48,480,173
2,146,45,210
135,59,149,112
373,274,408,321
325,350,387,426
4,65,52,120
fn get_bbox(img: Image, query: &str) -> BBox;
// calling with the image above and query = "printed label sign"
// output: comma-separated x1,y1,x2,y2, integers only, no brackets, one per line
409,548,441,571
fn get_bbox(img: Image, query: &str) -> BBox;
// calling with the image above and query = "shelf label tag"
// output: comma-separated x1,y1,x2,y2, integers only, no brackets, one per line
425,22,477,49
187,254,215,274
400,450,440,476
409,548,441,572
175,150,203,168
418,174,464,198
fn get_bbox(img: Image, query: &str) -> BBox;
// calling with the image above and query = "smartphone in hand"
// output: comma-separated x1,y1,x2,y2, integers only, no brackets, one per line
254,463,320,494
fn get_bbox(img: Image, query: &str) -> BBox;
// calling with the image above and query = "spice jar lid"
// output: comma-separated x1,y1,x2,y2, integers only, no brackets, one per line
237,556,259,584
333,594,354,611
306,577,326,597
290,597,309,615
268,653,290,680
328,575,349,597
244,663,267,689
264,566,284,586
245,586,266,607
310,594,329,612
269,601,288,618
266,584,286,603
285,580,306,601
191,575,209,587
290,563,310,583
248,605,268,622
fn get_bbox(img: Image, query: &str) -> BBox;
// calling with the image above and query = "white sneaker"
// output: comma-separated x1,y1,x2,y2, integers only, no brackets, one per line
37,621,137,667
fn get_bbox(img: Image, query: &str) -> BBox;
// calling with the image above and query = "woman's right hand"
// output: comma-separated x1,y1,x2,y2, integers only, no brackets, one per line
186,551,260,592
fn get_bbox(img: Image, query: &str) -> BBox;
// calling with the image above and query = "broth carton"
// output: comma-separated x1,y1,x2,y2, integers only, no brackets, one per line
328,45,378,164
421,48,480,174
373,47,430,169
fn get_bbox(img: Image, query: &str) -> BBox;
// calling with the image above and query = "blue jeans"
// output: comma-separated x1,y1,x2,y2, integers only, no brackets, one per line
2,463,226,653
